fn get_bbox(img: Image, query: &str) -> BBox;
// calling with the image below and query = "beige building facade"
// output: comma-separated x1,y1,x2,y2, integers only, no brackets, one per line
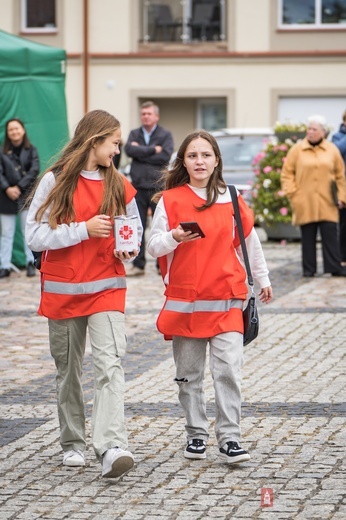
1,0,346,158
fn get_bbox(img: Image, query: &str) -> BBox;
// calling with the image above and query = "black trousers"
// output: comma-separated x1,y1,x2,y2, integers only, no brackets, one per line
133,188,157,270
339,208,346,262
300,221,342,275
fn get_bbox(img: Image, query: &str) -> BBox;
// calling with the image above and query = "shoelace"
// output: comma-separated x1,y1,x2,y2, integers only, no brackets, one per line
189,439,206,450
224,442,241,454
64,449,83,458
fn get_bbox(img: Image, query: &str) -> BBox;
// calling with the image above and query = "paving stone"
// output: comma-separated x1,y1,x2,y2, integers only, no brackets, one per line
0,242,345,519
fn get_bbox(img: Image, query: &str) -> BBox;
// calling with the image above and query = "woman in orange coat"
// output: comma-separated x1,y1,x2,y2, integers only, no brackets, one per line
147,130,272,464
281,114,346,277
26,110,142,478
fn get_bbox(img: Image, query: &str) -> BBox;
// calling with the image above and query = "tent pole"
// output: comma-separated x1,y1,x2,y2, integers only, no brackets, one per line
83,0,89,113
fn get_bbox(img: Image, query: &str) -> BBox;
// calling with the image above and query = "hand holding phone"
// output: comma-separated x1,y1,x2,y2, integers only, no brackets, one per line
180,221,205,238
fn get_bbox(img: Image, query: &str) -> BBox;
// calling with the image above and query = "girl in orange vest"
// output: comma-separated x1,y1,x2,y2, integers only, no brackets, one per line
26,110,142,478
147,130,272,463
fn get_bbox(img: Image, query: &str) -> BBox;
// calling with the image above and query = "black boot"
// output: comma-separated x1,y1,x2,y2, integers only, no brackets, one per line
0,268,11,278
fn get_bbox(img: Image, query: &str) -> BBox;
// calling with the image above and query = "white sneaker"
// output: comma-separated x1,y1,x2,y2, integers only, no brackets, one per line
102,447,134,478
63,450,85,467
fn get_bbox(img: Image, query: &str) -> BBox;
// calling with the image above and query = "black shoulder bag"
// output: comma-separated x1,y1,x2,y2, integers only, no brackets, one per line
229,185,259,346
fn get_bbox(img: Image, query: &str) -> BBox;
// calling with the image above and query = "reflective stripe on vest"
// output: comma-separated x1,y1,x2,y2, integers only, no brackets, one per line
43,276,126,295
164,298,243,313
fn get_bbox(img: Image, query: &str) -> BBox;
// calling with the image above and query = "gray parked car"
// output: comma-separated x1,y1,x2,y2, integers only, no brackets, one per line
212,128,274,203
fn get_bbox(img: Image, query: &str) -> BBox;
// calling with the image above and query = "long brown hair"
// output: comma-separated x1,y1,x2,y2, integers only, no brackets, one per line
34,110,126,228
156,130,226,210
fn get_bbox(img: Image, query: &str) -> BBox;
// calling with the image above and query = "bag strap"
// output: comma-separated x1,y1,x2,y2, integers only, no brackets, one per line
228,185,254,291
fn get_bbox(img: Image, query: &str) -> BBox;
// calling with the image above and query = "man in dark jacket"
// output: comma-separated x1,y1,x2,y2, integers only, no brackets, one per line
124,101,174,275
332,110,346,264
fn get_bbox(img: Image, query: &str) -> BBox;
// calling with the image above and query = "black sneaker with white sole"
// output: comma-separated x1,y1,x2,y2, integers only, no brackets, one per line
219,441,250,464
184,439,207,459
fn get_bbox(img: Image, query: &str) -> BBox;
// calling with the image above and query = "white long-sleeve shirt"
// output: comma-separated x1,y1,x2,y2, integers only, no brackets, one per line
147,184,271,289
26,170,143,253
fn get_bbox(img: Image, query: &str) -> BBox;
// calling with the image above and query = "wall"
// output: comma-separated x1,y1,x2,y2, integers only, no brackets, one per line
235,0,271,52
0,0,345,144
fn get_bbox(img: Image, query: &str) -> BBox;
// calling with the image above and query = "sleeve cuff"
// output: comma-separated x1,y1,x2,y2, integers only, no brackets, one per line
78,222,89,241
256,276,271,289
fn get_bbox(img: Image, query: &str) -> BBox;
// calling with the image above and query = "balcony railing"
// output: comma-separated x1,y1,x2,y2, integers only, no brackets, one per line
141,0,226,43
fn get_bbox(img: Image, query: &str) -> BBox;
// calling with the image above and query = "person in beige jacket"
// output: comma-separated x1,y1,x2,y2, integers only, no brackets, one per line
281,114,346,277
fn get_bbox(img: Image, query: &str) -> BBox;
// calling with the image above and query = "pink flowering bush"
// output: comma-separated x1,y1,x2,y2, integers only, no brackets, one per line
251,141,294,226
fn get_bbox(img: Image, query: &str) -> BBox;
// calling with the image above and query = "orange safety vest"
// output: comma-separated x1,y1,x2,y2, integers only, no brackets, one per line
157,185,254,339
38,174,136,320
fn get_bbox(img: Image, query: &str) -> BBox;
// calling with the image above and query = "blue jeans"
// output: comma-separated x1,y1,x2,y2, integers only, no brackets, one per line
0,212,34,268
173,331,244,448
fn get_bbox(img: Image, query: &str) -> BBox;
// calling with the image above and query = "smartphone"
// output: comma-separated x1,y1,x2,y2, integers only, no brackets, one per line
180,221,205,238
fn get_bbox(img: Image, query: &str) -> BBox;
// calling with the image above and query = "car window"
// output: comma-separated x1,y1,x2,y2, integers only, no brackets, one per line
217,136,269,168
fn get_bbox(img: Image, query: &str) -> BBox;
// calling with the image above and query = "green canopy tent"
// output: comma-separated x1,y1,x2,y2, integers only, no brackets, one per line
0,29,69,267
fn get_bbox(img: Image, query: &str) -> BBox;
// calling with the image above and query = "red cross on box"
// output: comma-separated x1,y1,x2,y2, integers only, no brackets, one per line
119,225,133,241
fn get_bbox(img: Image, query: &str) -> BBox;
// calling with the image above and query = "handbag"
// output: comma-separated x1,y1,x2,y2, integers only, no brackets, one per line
229,185,259,346
331,180,338,207
32,251,43,270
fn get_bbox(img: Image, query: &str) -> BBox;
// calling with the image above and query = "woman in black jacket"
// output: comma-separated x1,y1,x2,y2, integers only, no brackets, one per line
0,118,40,277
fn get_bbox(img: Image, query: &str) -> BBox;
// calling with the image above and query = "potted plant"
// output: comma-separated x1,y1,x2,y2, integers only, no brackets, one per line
274,120,307,143
251,138,301,240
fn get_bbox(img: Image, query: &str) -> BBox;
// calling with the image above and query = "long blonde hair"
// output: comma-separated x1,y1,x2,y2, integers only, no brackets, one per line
34,110,126,228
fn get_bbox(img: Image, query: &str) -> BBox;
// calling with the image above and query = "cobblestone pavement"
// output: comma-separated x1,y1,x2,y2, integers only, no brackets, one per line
0,237,345,519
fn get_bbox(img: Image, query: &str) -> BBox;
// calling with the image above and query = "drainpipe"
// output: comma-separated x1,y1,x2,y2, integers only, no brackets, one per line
83,0,89,113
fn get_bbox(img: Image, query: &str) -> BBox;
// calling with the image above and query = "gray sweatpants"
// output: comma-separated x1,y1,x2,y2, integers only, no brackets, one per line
173,331,243,448
48,311,128,460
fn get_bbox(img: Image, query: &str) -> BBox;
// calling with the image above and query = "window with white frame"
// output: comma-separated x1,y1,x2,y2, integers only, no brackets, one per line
21,0,57,32
279,0,346,28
